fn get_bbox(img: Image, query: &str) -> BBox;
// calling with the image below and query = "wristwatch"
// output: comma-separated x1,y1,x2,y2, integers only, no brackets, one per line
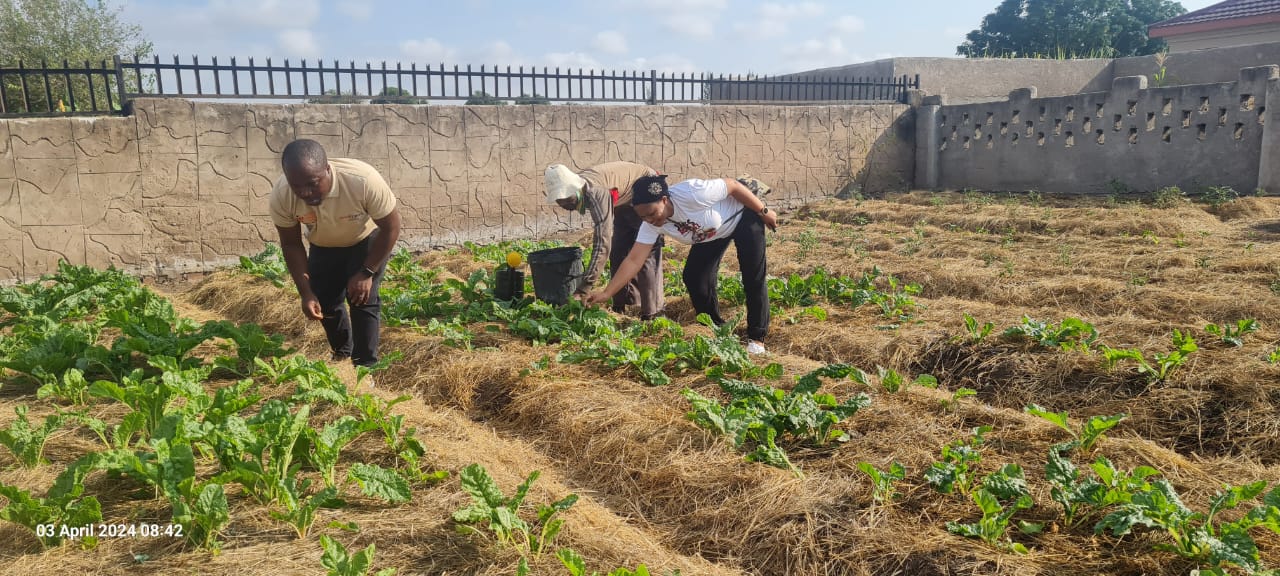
358,266,377,278
759,206,770,215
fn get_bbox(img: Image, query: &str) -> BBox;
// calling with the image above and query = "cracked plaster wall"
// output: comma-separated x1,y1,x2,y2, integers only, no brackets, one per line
0,98,912,282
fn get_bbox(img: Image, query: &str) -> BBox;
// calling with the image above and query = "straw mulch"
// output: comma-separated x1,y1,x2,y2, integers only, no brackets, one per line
4,191,1280,575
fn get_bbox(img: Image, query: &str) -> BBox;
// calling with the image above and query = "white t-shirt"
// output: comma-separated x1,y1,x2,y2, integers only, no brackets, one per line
635,178,744,245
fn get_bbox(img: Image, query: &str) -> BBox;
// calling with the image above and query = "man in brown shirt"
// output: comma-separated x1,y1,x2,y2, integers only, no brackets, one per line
269,139,401,368
545,162,665,319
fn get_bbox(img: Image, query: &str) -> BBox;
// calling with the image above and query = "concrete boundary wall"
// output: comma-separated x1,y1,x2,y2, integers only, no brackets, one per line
917,66,1280,195
0,99,913,282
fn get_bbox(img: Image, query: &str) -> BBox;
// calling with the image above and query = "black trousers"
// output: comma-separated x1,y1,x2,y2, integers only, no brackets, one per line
610,205,665,320
307,231,385,367
683,209,770,341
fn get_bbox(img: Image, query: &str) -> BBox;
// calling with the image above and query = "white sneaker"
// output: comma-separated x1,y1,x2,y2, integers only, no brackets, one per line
746,340,767,355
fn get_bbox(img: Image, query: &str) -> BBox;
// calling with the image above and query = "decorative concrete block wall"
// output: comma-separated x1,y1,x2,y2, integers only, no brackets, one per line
918,66,1280,195
0,99,913,282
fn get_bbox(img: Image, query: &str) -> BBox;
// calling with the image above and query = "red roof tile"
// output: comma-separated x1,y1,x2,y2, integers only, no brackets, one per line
1151,0,1280,31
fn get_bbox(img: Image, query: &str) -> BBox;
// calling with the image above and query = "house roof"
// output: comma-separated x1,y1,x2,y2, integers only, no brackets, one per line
1149,0,1280,38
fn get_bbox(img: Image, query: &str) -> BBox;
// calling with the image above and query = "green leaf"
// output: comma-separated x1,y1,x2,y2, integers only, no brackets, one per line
347,464,412,504
557,547,588,576
1025,404,1072,436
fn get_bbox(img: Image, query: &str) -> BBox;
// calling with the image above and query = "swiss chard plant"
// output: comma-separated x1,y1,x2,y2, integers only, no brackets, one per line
238,243,289,288
1096,480,1280,574
683,364,872,476
958,313,994,344
925,426,991,497
946,463,1037,554
858,461,906,504
346,463,412,504
556,547,655,576
1044,445,1160,528
1204,319,1259,348
320,534,398,576
0,405,67,468
1002,316,1099,351
1025,404,1126,453
452,464,578,558
0,459,103,548
88,358,212,443
1100,330,1197,383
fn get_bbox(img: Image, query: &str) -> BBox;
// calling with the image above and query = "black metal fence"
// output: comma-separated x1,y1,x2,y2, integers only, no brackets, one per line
1,56,921,117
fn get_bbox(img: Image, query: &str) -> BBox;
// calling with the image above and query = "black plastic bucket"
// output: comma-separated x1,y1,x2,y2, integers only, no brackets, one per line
526,246,584,305
493,267,524,302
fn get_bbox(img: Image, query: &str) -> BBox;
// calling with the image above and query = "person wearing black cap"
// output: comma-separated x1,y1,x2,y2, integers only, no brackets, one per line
584,175,777,354
545,162,666,320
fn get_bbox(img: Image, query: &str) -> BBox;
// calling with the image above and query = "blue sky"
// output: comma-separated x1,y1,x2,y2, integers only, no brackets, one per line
121,0,1222,76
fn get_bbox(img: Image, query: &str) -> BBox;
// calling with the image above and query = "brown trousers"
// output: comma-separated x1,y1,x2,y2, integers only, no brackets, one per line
610,205,665,319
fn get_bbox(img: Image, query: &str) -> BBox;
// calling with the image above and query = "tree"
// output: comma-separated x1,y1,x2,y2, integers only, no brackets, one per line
956,0,1186,59
513,93,550,105
464,90,507,105
306,89,367,105
370,86,426,105
0,0,152,112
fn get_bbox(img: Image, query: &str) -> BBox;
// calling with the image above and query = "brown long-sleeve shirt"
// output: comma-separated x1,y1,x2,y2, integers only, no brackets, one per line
578,161,658,290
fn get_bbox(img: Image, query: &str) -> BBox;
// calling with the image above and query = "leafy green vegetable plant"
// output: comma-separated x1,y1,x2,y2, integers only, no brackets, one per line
1002,316,1098,351
959,313,994,344
0,465,103,548
453,464,578,558
1096,480,1280,574
0,405,67,467
925,426,991,496
1100,330,1197,383
1204,319,1258,348
320,534,398,576
858,461,906,504
1024,404,1126,453
238,243,289,288
557,547,655,576
683,364,872,476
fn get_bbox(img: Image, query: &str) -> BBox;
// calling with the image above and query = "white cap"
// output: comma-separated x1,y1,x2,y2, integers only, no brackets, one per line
545,164,586,204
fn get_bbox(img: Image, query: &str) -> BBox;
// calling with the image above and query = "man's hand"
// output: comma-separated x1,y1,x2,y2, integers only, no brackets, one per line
583,291,611,307
301,294,323,320
761,209,779,232
347,273,373,306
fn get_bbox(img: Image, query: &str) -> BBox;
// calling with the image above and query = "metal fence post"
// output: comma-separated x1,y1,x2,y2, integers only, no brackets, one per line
648,69,656,105
112,55,127,113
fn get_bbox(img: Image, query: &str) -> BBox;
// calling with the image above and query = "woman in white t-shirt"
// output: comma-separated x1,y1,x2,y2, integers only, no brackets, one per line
585,175,780,354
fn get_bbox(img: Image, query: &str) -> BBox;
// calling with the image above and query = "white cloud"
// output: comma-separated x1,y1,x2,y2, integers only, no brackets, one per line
734,2,827,40
626,0,727,40
778,35,863,73
664,17,716,40
336,0,373,20
760,2,824,20
399,38,458,63
733,18,788,38
208,0,320,29
277,28,319,57
830,15,865,34
592,31,628,55
623,54,699,74
634,0,726,9
482,41,526,65
544,51,602,70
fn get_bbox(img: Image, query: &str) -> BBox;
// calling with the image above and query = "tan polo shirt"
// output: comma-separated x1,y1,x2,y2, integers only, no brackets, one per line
269,158,397,248
579,161,654,207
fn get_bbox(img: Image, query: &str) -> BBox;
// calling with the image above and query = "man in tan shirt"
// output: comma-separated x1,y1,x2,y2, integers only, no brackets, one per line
269,139,401,368
545,161,665,320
